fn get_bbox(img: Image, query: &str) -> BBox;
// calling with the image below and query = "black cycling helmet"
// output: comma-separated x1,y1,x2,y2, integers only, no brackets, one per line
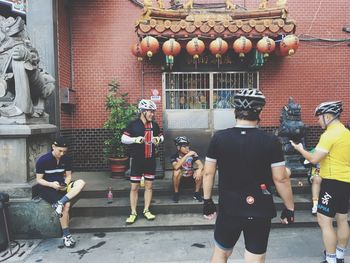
314,101,342,117
234,88,266,113
174,136,190,146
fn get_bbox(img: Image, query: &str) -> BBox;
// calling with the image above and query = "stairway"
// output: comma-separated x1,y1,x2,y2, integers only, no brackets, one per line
68,171,327,233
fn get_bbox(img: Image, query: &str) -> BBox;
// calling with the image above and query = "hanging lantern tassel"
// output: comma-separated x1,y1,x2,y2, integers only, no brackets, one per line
165,55,174,69
162,38,181,69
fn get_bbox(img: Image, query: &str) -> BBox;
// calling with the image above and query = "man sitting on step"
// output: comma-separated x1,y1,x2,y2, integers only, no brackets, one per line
36,136,86,248
170,136,203,203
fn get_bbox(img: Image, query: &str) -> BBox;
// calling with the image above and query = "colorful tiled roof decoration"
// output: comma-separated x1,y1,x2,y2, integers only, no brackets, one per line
135,0,296,39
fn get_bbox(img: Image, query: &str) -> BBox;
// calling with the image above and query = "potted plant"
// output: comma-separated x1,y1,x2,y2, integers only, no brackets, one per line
103,78,137,178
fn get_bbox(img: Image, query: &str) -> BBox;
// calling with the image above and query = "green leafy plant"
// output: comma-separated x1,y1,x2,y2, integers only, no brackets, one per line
103,78,138,158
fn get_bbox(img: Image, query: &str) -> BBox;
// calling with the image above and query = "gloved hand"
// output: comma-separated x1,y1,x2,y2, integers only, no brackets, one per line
280,208,294,224
134,136,144,144
203,198,217,219
152,136,161,145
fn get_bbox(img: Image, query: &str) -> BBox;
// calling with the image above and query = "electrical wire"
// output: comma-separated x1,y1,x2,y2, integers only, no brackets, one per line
306,0,324,34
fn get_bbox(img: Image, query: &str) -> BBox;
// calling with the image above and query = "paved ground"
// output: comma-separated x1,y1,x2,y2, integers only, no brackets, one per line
2,227,349,263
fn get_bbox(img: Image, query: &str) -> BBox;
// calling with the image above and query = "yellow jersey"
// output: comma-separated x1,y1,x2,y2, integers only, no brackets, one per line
316,122,350,183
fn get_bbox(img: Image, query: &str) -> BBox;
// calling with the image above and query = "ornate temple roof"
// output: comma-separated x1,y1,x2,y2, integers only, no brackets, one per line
135,1,296,40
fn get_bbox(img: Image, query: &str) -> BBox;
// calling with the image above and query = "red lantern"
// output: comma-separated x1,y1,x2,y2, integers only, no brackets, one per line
162,38,181,58
233,36,252,58
280,35,299,56
256,36,276,58
140,36,160,58
186,38,205,60
131,43,146,61
162,38,181,68
209,37,228,59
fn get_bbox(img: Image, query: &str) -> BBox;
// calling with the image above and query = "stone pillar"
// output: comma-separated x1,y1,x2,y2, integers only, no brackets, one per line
0,124,61,238
26,0,59,127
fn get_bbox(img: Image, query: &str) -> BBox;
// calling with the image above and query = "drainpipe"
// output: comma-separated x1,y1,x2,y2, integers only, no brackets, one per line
141,61,144,98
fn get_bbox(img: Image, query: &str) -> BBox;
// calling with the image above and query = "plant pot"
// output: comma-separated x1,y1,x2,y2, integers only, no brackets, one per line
108,157,129,178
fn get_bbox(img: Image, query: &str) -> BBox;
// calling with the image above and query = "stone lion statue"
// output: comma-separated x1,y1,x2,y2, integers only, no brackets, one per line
0,16,55,119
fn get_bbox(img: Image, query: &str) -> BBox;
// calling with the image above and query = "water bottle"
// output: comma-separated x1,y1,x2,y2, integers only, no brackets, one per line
260,184,271,195
107,187,113,204
140,176,145,187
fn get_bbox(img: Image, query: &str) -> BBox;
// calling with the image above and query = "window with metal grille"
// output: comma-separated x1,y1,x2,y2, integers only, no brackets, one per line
164,72,259,110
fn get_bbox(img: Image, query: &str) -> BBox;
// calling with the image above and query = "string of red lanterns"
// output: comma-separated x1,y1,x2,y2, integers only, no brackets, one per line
131,35,299,63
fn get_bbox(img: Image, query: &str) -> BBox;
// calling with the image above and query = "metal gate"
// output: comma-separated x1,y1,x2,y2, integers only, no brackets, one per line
162,72,259,169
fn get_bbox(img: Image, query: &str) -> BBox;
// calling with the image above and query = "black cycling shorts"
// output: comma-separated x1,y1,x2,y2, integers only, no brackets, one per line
130,157,156,183
214,211,271,254
317,179,350,217
38,181,75,204
39,185,66,204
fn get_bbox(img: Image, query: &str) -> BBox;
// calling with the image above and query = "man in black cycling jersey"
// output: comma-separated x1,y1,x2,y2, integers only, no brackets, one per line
203,88,295,263
121,99,164,224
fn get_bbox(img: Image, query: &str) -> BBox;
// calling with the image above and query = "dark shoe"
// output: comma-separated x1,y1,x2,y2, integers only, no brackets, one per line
337,259,344,263
173,193,179,203
193,192,203,202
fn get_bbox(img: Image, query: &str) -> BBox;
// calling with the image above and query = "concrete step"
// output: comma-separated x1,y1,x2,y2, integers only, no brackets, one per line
78,177,311,198
70,193,313,218
70,210,322,233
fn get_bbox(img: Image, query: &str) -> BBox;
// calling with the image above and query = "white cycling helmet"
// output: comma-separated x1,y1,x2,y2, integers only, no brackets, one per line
234,88,266,112
314,101,342,117
138,99,157,111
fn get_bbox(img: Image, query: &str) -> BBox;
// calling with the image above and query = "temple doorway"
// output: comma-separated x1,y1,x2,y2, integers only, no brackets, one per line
162,71,259,169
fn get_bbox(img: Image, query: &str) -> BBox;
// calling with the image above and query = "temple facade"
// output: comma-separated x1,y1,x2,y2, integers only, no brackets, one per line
1,0,349,171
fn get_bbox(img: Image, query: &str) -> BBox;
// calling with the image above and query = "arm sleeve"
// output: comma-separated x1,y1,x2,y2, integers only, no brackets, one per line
170,154,178,164
270,136,285,167
123,121,133,137
315,133,332,153
65,155,73,171
35,157,45,174
121,134,136,145
206,133,218,161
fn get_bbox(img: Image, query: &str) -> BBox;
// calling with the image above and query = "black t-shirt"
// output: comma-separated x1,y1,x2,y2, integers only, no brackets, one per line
124,118,162,158
206,127,285,217
170,152,199,177
35,152,72,184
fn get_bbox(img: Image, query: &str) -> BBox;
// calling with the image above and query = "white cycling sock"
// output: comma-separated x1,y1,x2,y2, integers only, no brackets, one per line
325,253,336,263
336,246,346,259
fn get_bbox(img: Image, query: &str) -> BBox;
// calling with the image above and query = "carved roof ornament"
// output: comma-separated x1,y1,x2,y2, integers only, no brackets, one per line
135,0,295,39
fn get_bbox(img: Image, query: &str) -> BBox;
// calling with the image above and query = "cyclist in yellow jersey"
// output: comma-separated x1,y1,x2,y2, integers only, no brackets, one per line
291,101,350,263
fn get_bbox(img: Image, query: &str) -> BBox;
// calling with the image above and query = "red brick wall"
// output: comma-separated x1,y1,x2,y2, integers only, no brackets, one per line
63,0,349,129
259,0,350,126
68,0,154,129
